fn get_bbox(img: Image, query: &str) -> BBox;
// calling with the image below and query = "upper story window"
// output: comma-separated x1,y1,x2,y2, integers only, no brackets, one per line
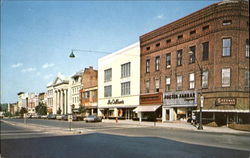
166,39,171,44
177,75,183,90
177,34,183,40
155,56,160,71
245,70,249,87
155,79,160,92
190,30,196,35
202,42,209,61
189,73,195,89
121,62,131,78
177,49,183,66
189,46,196,64
166,53,171,68
104,85,112,97
165,77,171,91
202,25,209,31
146,80,150,93
222,68,231,87
156,43,160,47
84,91,90,99
223,20,232,26
222,38,231,56
202,71,208,89
246,39,249,57
121,82,130,96
146,59,150,73
146,47,150,51
104,68,112,82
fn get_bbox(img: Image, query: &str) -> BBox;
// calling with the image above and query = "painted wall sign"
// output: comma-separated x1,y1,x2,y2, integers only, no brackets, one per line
140,93,163,105
164,91,197,107
107,99,124,105
215,98,236,106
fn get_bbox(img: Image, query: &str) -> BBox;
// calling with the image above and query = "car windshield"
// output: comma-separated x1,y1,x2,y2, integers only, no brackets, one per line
88,115,96,118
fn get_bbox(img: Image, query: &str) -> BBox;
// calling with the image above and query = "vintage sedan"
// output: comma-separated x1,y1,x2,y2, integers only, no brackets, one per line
84,115,102,122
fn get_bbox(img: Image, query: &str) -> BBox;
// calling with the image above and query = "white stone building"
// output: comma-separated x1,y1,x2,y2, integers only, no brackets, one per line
98,42,140,119
17,92,28,111
69,70,83,110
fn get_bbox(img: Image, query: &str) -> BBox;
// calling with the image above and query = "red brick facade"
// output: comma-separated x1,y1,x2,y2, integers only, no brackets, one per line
140,0,249,124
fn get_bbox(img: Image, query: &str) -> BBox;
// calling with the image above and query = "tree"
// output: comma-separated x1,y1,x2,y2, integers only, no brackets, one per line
20,107,28,117
35,102,47,115
79,106,86,114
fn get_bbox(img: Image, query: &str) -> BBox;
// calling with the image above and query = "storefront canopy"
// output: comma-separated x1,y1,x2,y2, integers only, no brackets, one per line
133,105,161,113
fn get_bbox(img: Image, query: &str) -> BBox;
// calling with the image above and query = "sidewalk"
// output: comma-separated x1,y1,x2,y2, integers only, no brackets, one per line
102,119,250,135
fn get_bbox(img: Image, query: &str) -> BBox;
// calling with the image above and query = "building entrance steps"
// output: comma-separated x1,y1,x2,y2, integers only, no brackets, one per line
102,119,250,135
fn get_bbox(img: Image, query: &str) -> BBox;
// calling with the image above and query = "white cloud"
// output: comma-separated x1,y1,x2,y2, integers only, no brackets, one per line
11,63,23,68
36,72,41,76
21,67,36,73
156,15,164,19
42,63,55,69
44,74,53,80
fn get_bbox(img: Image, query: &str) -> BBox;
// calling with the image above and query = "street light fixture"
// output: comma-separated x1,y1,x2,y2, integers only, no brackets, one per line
69,49,110,58
189,51,203,130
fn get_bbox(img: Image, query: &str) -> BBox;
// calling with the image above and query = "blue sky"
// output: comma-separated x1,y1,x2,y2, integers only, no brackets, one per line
1,0,219,103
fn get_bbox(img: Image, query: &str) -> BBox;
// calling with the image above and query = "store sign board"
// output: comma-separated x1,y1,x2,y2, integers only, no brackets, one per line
164,91,197,107
215,98,236,106
140,93,163,105
107,99,124,105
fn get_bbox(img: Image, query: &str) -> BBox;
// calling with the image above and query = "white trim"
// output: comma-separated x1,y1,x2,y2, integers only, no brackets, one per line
194,109,250,113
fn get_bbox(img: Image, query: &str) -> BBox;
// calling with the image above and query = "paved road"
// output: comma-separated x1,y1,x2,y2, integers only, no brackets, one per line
1,119,250,158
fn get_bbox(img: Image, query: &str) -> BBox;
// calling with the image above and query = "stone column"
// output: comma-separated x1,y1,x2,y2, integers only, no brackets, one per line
62,89,65,114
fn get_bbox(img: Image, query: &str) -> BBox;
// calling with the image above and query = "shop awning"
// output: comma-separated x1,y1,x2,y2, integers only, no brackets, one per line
193,109,250,113
133,105,161,113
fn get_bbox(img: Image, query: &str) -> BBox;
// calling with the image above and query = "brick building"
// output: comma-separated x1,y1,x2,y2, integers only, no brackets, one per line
80,66,98,115
140,0,249,125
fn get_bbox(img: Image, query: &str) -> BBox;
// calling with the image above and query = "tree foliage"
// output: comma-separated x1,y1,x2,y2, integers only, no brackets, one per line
35,102,47,115
20,107,28,116
57,107,62,115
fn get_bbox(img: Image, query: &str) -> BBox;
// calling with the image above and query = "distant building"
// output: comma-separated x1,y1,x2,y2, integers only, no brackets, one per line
80,66,98,116
47,73,70,115
17,92,28,111
27,93,39,115
69,70,83,110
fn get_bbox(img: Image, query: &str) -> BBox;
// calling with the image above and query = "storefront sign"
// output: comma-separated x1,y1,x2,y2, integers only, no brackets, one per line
215,98,236,106
164,91,197,107
107,99,124,105
140,93,163,105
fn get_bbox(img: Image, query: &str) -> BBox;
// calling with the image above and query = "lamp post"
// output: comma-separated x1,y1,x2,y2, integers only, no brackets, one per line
69,49,110,58
189,51,203,130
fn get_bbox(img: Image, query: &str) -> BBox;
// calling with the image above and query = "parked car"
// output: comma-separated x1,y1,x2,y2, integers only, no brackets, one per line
56,115,63,120
84,115,102,122
47,114,56,119
41,115,47,119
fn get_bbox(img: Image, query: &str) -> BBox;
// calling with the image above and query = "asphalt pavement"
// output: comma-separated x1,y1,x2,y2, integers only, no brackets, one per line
1,119,250,158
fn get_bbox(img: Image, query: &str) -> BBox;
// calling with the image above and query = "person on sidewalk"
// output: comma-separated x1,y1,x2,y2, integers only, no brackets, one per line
192,114,197,126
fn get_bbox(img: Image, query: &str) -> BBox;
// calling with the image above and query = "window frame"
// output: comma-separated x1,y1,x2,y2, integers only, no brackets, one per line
189,46,196,64
189,73,195,89
155,56,160,71
221,68,231,87
176,75,183,90
202,70,209,89
222,38,232,57
165,77,171,92
202,42,209,61
146,59,150,73
166,53,171,68
177,49,183,66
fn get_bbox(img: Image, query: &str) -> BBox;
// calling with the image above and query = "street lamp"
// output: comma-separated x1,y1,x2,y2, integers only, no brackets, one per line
69,49,110,58
189,51,203,130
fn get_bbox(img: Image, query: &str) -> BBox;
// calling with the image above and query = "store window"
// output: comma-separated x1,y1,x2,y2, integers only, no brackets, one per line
202,71,208,88
146,59,150,73
222,38,231,56
202,42,209,61
121,82,130,96
177,49,183,66
104,68,112,82
165,77,171,91
222,68,231,87
189,73,195,89
104,85,112,97
177,75,182,90
166,53,171,68
121,62,131,78
155,56,160,71
189,46,196,64
155,79,160,92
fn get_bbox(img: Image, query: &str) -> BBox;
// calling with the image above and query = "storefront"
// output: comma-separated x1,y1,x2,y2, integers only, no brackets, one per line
134,93,163,122
162,91,198,122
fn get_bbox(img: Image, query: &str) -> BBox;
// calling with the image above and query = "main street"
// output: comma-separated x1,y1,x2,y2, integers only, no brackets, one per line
1,119,250,158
